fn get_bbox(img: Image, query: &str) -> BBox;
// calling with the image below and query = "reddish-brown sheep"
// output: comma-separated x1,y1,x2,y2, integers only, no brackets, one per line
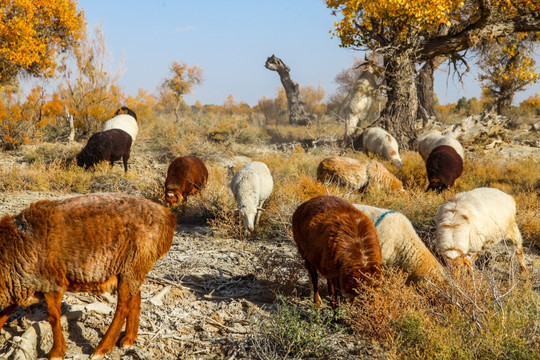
164,156,209,207
426,145,464,193
292,195,382,308
0,193,177,359
76,128,133,172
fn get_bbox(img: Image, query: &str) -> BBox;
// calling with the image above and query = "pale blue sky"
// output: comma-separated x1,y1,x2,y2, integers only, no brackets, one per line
78,0,539,107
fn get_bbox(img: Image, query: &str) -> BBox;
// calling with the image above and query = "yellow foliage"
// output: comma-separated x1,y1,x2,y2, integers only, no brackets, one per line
0,0,84,84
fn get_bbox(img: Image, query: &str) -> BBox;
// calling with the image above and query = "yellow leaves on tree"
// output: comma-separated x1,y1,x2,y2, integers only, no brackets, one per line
0,0,85,84
163,61,204,123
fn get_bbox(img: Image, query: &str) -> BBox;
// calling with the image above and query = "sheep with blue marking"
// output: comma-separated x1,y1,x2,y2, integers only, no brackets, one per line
354,204,444,283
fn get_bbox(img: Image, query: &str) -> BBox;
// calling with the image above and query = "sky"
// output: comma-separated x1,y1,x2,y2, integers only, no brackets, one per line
75,0,539,107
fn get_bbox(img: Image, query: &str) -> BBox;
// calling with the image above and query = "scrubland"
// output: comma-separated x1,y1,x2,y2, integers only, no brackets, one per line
0,110,538,359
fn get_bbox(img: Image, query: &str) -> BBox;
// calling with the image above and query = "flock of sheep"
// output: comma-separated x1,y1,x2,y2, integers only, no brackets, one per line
0,108,527,359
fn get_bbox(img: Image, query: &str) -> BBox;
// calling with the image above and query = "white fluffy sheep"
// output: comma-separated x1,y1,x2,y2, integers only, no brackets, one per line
230,161,274,232
361,127,402,166
102,107,139,142
354,204,444,282
436,187,526,271
417,131,464,163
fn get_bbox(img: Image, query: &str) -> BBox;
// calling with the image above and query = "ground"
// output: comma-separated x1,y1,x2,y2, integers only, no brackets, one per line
0,132,538,360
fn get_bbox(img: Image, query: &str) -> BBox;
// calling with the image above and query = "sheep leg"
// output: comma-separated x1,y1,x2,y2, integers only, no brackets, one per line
304,260,321,308
119,290,141,348
44,291,68,359
91,278,133,359
327,279,338,310
122,154,130,173
0,304,17,328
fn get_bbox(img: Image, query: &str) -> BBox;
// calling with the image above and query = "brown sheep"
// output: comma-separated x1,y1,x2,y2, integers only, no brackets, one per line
292,195,382,308
164,156,209,207
426,145,463,193
76,128,133,173
0,193,177,359
317,155,404,192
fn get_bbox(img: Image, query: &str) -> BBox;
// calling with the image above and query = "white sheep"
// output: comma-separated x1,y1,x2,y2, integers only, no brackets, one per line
436,187,526,272
354,204,444,282
102,107,139,142
230,161,274,232
417,131,464,163
361,127,402,166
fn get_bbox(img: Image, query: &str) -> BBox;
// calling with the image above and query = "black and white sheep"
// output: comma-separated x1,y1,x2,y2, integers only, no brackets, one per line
102,107,139,142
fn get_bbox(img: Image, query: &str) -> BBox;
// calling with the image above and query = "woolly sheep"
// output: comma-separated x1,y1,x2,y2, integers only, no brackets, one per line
354,204,444,283
417,131,464,163
436,187,526,272
293,196,382,308
102,106,139,142
164,156,208,207
361,127,402,166
76,128,133,173
230,161,274,232
317,155,404,192
426,145,464,193
0,193,177,359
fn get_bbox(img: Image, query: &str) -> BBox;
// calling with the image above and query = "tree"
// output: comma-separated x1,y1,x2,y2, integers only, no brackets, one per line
163,61,203,123
0,0,84,85
59,25,125,133
477,33,539,115
326,0,540,147
265,55,313,125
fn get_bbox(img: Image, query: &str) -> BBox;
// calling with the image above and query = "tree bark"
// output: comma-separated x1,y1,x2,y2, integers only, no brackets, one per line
265,55,312,125
374,52,419,148
416,56,447,126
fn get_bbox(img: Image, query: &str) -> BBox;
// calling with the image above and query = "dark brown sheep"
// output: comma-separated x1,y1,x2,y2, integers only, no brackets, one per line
77,128,133,172
426,145,464,193
292,195,382,308
0,193,177,359
164,156,209,207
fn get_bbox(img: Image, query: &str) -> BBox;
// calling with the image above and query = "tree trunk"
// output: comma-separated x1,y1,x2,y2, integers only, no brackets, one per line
174,98,182,123
374,53,419,148
265,55,312,125
416,56,447,126
495,86,514,116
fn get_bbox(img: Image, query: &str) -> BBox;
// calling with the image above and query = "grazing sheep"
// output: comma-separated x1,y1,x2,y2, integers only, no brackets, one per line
230,161,274,232
426,145,464,193
436,187,526,272
353,204,444,283
102,106,139,142
292,196,382,308
417,131,464,163
77,128,132,173
0,193,177,359
164,156,209,207
317,155,404,192
360,127,402,166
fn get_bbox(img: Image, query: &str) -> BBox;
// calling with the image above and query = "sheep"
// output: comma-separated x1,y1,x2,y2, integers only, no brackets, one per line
317,155,404,192
0,193,177,359
292,195,382,308
164,155,209,207
102,106,139,142
77,128,133,173
353,204,444,283
417,131,464,163
360,127,402,166
436,187,526,272
230,161,274,232
426,145,464,193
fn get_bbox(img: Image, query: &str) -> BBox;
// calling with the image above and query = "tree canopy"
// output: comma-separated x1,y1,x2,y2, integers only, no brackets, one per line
0,0,85,85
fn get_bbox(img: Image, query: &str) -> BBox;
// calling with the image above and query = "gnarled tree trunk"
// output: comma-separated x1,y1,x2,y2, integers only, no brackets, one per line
416,56,447,126
374,52,419,148
265,55,312,125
